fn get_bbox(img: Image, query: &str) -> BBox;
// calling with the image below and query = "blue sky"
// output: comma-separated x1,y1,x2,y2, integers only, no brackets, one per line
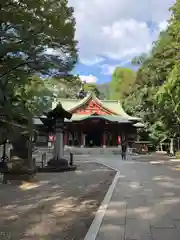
74,59,139,84
69,0,175,84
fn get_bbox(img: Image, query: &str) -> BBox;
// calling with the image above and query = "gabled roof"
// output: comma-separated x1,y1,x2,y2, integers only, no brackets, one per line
54,92,141,121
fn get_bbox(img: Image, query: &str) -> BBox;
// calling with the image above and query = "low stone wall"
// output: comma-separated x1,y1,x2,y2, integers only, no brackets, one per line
34,146,138,156
65,146,121,155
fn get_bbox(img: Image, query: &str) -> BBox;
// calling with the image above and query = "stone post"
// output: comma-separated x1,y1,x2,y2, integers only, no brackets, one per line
64,132,68,147
170,138,174,155
160,143,163,152
54,118,64,160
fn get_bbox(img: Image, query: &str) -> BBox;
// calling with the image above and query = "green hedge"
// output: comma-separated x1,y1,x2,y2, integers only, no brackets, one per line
176,151,180,159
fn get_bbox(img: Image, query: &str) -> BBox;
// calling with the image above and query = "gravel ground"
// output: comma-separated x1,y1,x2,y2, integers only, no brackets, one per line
0,162,116,240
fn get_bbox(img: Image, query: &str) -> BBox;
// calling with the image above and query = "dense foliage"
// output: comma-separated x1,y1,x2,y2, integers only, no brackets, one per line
1,0,180,151
0,0,77,120
109,67,136,101
45,75,81,99
123,0,180,144
100,0,180,146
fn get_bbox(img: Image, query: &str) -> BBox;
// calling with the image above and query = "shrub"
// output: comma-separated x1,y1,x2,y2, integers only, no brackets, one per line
176,151,180,159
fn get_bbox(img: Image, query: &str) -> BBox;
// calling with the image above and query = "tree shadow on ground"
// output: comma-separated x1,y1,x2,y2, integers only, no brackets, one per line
96,164,180,240
0,162,116,240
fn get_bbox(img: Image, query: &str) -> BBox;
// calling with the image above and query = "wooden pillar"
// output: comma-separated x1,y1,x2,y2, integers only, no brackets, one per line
118,135,121,147
102,132,106,148
122,132,125,142
80,133,85,148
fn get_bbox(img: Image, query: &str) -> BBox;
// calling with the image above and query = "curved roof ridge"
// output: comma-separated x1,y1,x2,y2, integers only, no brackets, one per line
91,93,119,115
102,98,141,121
57,93,141,122
68,92,93,112
69,92,118,115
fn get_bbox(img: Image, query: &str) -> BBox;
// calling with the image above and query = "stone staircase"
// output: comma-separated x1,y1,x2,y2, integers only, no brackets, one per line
34,147,173,166
64,147,122,155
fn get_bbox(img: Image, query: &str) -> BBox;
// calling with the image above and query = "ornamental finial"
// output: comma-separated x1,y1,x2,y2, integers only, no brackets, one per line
77,80,87,99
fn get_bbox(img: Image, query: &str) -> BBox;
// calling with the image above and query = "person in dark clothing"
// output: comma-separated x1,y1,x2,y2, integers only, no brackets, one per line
121,141,127,160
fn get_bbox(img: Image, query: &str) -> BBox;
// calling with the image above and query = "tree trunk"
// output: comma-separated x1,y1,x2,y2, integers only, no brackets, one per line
3,130,36,183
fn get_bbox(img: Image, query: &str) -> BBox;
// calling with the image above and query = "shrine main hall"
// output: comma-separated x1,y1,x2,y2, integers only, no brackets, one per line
36,92,143,148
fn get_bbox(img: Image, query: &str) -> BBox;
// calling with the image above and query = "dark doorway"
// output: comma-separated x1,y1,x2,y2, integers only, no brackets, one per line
85,131,102,147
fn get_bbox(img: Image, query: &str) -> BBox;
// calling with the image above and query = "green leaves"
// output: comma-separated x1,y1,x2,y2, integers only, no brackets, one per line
156,66,180,129
127,0,180,142
110,67,137,100
0,0,78,125
84,83,100,98
48,75,81,99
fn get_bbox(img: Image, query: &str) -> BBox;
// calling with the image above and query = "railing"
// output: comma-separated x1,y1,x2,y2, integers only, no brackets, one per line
34,150,74,169
34,151,48,169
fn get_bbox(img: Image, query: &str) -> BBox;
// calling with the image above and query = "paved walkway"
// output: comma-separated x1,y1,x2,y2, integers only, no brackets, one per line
0,162,115,240
84,156,180,240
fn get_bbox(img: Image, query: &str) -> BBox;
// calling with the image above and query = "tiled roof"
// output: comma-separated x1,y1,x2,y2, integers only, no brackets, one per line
55,92,141,121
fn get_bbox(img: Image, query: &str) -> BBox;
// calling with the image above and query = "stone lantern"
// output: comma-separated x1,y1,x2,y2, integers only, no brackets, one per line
41,102,76,171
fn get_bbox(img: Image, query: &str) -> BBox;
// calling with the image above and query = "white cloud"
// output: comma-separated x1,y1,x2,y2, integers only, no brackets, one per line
79,74,98,83
80,57,104,66
68,0,175,64
100,64,117,75
158,20,169,31
101,60,132,75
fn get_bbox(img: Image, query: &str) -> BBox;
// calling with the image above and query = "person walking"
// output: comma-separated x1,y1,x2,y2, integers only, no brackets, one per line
121,141,127,160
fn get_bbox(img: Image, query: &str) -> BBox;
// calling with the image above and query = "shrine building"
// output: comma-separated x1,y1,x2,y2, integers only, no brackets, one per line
39,91,142,148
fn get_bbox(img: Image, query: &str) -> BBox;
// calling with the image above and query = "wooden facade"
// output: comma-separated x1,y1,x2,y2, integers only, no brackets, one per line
63,121,137,148
35,92,143,148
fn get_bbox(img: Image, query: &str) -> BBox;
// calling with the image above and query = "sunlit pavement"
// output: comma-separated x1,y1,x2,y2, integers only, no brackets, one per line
84,155,180,240
0,162,115,240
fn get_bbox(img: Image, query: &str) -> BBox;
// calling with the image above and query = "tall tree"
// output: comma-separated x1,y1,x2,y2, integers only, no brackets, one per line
46,76,82,99
84,83,100,98
16,76,54,115
168,0,180,65
0,0,78,176
97,83,110,100
156,65,180,137
0,0,77,117
126,0,180,145
109,67,136,100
